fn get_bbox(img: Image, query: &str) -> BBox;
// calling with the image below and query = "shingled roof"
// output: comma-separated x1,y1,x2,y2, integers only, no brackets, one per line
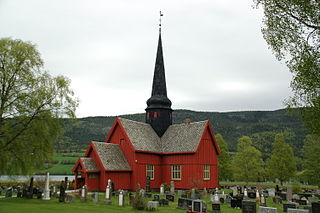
80,157,99,171
92,142,131,170
119,118,208,153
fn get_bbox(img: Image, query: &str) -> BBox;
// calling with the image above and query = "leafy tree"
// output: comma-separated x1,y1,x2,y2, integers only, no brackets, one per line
268,133,296,185
302,134,320,186
254,0,320,135
232,136,265,182
215,133,232,181
0,38,78,174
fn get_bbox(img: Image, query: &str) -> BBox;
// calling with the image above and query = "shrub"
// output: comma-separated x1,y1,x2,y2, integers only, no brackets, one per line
131,191,145,210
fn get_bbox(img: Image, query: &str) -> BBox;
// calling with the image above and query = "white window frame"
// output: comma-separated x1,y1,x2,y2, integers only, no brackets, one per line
203,165,210,180
146,164,154,180
171,165,181,180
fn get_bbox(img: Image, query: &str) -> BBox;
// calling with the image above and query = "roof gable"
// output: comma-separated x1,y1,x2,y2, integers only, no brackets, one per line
92,142,131,171
117,118,213,154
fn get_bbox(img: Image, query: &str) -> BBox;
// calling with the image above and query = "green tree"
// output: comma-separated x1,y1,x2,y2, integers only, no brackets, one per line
254,0,320,135
0,38,78,174
302,134,320,186
216,133,232,181
232,136,265,183
268,133,296,185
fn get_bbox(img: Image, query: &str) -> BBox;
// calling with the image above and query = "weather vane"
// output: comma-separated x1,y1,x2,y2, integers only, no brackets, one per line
159,11,163,33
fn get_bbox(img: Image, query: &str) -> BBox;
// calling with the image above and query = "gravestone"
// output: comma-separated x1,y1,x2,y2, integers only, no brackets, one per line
259,206,277,213
225,195,232,204
248,191,256,199
283,203,298,212
268,188,276,197
312,202,320,213
202,188,208,198
178,190,183,196
105,180,112,204
212,203,221,213
192,200,206,213
287,209,309,213
146,176,151,192
263,190,269,198
231,198,243,209
118,190,124,207
273,197,283,204
147,201,159,211
27,177,34,199
36,188,43,199
231,187,238,196
260,194,267,207
287,187,293,201
65,194,74,203
80,185,88,203
153,194,160,201
159,198,169,206
17,186,22,198
58,181,66,202
42,172,50,200
170,181,175,194
244,188,248,199
140,189,145,197
160,184,164,195
166,194,175,202
191,189,196,200
303,205,312,213
92,192,99,203
145,192,152,198
242,200,256,213
177,198,190,210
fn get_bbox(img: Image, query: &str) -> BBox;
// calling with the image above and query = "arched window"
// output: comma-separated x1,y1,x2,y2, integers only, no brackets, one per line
154,112,158,118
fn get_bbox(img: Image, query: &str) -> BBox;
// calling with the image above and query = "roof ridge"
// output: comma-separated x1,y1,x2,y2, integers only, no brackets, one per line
119,117,150,126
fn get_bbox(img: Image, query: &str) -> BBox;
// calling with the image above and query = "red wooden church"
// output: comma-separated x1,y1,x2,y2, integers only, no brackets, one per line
72,29,221,191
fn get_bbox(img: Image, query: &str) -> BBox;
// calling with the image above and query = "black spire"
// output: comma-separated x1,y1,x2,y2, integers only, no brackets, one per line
146,15,173,137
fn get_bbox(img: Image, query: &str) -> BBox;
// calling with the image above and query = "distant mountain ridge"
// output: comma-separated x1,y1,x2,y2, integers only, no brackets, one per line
56,109,308,156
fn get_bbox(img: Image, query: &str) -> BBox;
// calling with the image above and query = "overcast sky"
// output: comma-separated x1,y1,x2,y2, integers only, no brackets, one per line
0,0,293,118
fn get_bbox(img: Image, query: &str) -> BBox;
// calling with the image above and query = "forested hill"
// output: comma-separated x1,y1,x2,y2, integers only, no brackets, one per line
56,109,308,157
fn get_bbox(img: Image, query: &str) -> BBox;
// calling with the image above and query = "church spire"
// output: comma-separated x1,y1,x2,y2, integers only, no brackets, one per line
146,12,173,137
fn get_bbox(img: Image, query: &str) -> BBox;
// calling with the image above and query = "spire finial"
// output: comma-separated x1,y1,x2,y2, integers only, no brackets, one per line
159,11,163,33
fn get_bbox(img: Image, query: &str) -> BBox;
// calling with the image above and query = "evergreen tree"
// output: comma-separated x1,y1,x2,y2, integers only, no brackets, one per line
216,134,232,181
268,133,296,185
232,136,265,183
302,134,320,187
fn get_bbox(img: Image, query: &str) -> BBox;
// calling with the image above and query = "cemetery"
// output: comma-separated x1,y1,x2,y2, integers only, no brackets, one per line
1,174,320,213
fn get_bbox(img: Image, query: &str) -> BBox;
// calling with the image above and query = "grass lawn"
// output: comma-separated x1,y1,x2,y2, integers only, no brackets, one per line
0,192,311,213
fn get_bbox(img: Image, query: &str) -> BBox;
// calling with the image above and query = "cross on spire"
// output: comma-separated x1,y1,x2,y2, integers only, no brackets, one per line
159,11,163,33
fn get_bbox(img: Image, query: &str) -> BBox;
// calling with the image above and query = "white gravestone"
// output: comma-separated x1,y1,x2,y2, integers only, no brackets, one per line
42,172,50,200
160,184,164,195
118,190,124,207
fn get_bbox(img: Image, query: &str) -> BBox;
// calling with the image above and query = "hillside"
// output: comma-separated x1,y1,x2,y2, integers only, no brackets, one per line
55,109,308,157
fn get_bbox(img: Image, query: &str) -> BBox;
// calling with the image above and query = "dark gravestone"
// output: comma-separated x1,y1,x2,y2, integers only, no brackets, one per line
303,205,312,213
153,194,160,201
26,177,34,199
17,187,22,198
273,197,283,204
177,198,190,210
145,192,152,198
36,189,43,199
166,194,175,202
280,193,288,201
242,200,256,213
212,203,221,213
297,199,307,206
283,203,298,212
59,181,66,202
312,202,320,213
248,191,256,199
159,199,169,206
193,200,202,212
231,198,243,209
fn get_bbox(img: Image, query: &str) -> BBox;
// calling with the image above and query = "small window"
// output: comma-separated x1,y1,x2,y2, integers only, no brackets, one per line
203,165,210,180
146,164,154,180
154,112,158,118
147,112,150,119
171,165,181,180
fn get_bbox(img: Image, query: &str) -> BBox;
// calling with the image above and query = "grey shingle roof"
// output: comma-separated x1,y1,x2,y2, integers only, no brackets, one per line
80,157,99,171
92,142,131,170
119,118,207,153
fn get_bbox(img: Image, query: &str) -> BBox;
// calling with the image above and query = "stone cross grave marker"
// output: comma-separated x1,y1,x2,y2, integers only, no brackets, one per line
80,185,87,203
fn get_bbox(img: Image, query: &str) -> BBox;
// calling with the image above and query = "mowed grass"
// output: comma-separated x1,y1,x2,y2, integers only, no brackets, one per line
0,192,308,213
40,153,83,175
